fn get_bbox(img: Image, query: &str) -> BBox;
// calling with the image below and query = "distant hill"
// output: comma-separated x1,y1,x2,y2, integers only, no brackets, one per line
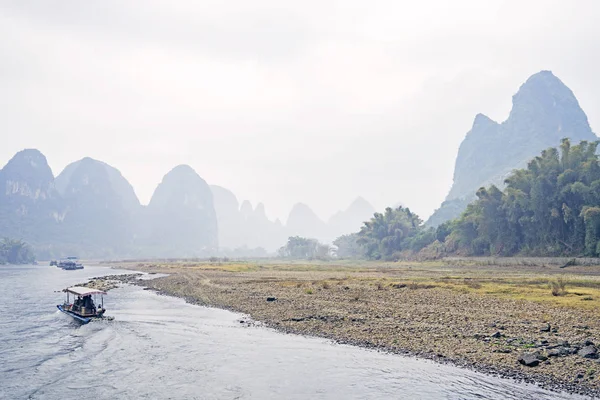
0,149,62,251
142,165,218,257
210,186,285,253
0,149,376,257
286,203,329,243
328,197,375,240
427,71,597,227
211,185,245,249
211,187,376,251
0,151,221,258
54,158,141,256
56,158,140,213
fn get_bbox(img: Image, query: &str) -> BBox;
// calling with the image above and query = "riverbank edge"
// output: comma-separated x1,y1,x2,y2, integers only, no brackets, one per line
91,271,599,399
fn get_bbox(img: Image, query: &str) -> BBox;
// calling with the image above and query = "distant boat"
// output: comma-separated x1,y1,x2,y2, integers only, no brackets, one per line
57,257,84,270
57,286,108,324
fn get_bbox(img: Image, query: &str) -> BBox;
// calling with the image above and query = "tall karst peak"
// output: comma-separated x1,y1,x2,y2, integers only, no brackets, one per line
287,203,328,241
427,71,597,227
58,158,111,196
512,70,573,107
328,197,376,239
1,149,56,200
3,148,51,171
254,202,267,219
50,157,141,254
240,200,253,218
288,202,317,218
210,185,244,250
347,196,375,213
210,185,239,212
149,164,212,210
161,164,199,183
507,70,591,139
471,113,498,131
145,164,217,255
55,157,140,212
0,149,63,250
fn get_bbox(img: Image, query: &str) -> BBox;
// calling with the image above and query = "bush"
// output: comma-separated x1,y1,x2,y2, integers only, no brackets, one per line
550,277,568,296
417,240,446,260
463,279,482,289
471,237,490,256
407,281,436,290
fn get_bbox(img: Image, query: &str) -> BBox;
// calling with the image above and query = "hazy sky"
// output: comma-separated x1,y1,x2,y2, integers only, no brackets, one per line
2,0,600,222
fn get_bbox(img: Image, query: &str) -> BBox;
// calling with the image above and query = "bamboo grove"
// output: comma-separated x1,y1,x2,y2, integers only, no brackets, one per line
340,139,600,259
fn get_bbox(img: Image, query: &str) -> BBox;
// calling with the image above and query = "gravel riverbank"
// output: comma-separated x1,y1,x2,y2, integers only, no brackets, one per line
98,261,600,397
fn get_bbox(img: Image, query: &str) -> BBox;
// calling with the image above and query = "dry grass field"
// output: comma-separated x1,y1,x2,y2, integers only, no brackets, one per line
103,258,600,396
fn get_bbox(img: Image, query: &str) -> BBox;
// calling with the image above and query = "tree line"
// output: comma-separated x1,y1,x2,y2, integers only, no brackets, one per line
278,236,332,260
333,139,600,260
0,238,35,264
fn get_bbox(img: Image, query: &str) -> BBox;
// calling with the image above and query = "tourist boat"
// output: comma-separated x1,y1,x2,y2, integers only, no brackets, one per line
57,286,107,323
57,257,84,270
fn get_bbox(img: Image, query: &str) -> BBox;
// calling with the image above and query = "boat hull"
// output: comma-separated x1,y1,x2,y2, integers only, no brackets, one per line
59,264,84,270
57,305,92,324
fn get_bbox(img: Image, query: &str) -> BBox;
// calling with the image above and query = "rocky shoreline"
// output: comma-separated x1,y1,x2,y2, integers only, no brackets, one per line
94,264,600,398
76,273,143,292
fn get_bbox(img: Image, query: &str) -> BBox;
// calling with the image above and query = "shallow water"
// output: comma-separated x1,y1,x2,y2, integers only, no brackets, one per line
0,264,588,399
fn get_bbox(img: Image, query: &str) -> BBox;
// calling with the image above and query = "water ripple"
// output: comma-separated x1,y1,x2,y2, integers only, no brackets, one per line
0,264,587,400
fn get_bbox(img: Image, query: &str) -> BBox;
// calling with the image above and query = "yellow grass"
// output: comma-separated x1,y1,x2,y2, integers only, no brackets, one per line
122,258,600,312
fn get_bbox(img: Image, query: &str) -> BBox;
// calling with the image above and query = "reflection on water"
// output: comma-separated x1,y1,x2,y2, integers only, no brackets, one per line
0,265,586,399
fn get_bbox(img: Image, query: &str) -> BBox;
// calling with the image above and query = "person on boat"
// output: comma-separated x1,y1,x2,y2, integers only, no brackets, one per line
83,295,97,314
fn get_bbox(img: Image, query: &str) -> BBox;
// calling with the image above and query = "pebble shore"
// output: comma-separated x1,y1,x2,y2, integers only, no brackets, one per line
99,263,600,397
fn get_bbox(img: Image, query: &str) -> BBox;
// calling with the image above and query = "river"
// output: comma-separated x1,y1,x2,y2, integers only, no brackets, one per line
0,264,588,399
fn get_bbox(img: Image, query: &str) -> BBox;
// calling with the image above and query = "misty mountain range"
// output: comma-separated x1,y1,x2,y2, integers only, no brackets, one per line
426,71,598,227
2,70,595,259
0,151,375,258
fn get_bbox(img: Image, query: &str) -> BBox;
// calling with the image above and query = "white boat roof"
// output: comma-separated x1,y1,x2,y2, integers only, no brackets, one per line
65,286,106,296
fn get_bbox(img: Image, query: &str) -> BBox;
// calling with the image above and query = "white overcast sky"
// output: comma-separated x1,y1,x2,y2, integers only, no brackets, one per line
2,0,600,222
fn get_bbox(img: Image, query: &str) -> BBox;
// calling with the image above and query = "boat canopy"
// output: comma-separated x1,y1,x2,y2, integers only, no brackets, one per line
64,286,107,296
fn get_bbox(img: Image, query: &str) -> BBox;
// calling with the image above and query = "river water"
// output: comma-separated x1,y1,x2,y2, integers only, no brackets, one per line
0,264,589,399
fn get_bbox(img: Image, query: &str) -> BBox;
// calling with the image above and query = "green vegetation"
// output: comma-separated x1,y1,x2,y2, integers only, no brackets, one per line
278,236,331,260
332,233,364,258
0,238,35,264
331,206,437,260
127,258,600,312
442,139,600,256
550,277,568,296
337,139,600,260
355,206,433,260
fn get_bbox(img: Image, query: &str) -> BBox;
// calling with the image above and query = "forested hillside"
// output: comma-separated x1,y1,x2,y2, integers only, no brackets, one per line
443,139,600,257
427,71,597,227
337,139,600,259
